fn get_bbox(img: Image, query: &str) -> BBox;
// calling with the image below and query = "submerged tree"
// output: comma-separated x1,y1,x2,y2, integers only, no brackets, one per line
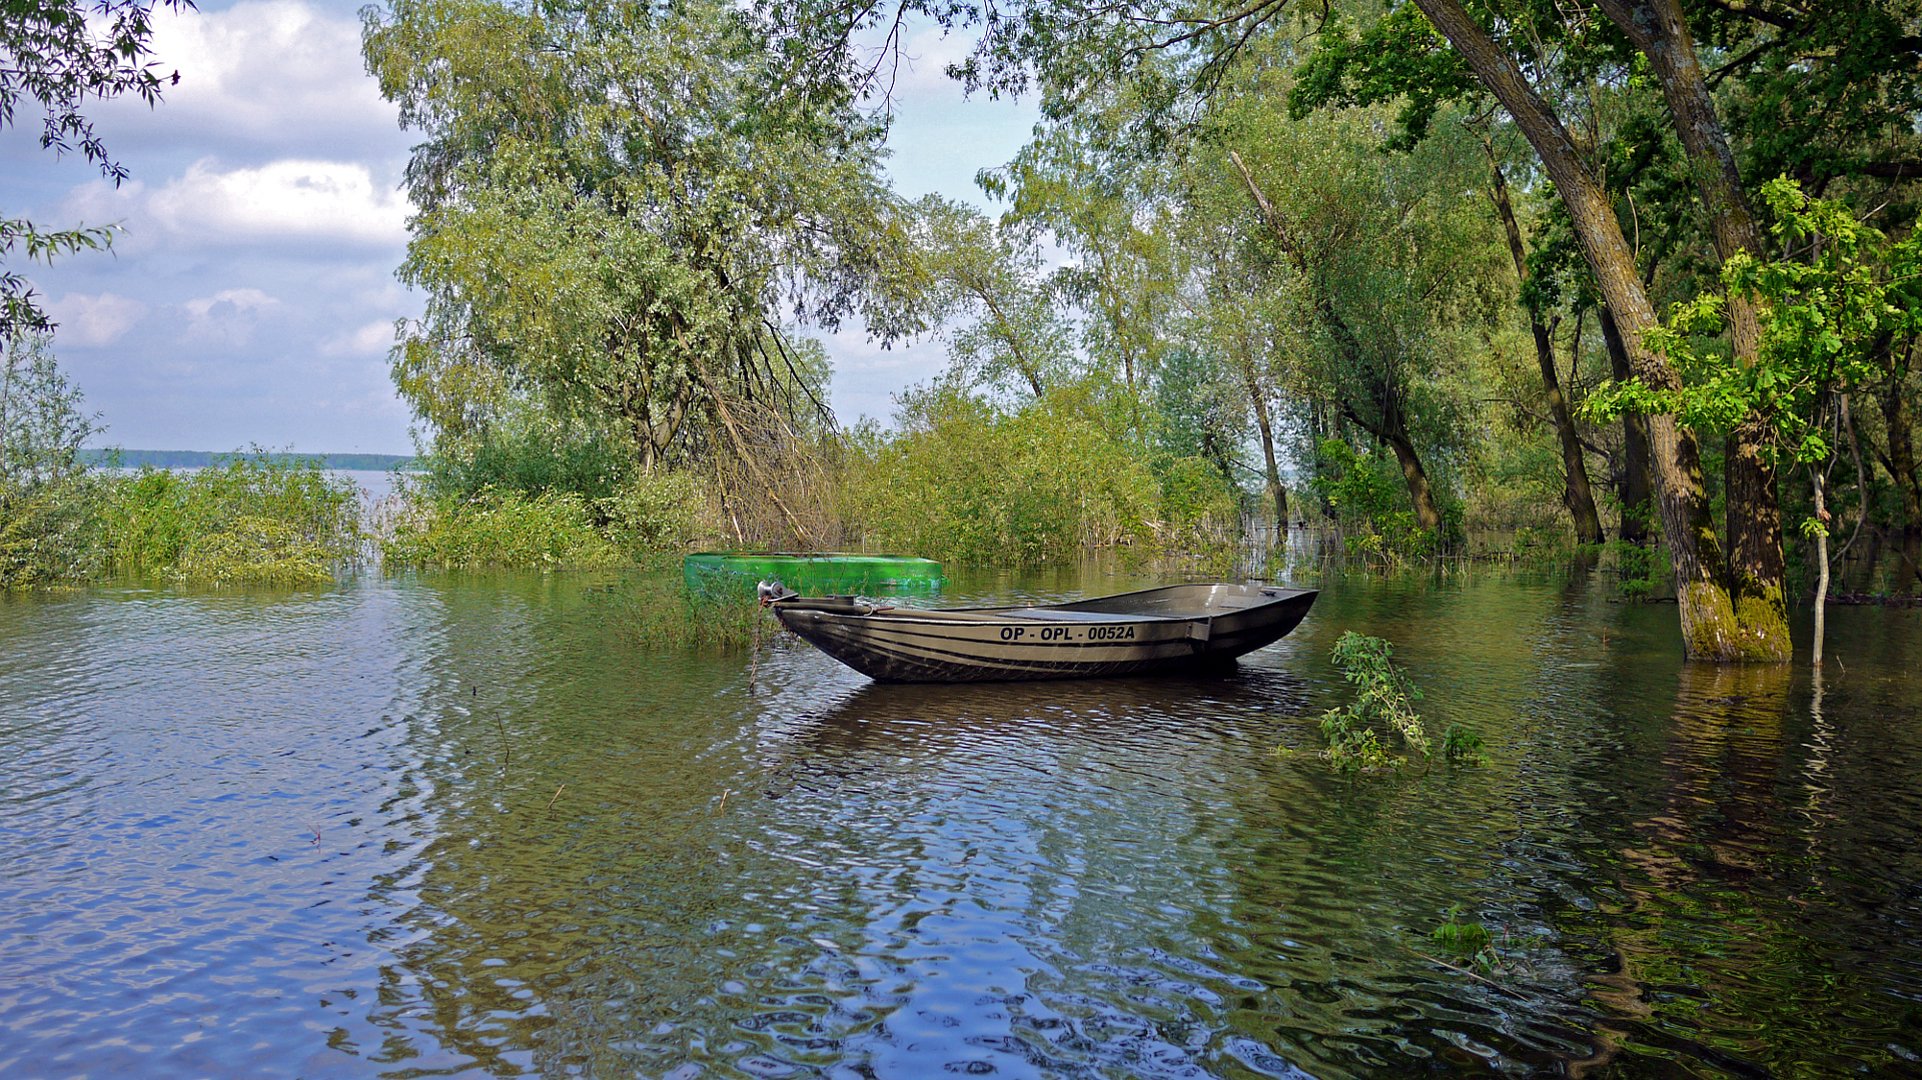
363,0,925,539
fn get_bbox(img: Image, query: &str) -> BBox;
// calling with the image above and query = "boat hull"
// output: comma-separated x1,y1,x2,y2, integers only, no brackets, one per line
773,583,1316,683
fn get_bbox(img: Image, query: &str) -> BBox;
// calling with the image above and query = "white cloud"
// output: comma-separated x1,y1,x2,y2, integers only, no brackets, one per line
45,292,148,347
183,287,281,346
95,0,405,159
146,158,411,248
321,318,400,358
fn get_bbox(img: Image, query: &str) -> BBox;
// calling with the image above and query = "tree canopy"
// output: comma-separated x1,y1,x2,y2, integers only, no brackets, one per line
2,0,194,338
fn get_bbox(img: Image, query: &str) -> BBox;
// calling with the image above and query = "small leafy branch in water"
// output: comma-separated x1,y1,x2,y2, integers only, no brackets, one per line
1432,905,1494,961
1424,905,1530,987
1316,632,1483,774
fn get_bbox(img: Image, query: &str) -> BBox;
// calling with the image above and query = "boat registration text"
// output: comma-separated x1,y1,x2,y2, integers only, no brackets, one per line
998,625,1138,642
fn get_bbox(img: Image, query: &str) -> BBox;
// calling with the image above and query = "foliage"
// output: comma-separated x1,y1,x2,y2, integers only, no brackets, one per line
1,334,105,586
598,470,701,554
1432,904,1494,959
417,402,634,505
841,380,1168,565
365,0,922,497
2,0,192,335
1607,539,1670,602
1319,631,1439,774
1312,440,1441,561
100,458,364,585
599,567,770,652
1440,723,1485,765
1589,179,1922,467
380,487,626,572
918,197,1075,398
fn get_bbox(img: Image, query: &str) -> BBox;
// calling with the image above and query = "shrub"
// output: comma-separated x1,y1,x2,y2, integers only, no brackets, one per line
99,457,364,584
841,382,1161,565
599,470,701,554
381,487,624,570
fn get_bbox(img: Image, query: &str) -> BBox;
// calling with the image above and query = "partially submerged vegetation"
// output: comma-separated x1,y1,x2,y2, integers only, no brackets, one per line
9,0,1922,641
2,334,363,588
1310,631,1483,775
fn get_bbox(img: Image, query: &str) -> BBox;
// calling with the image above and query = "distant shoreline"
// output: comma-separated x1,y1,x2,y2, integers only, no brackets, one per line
78,449,419,471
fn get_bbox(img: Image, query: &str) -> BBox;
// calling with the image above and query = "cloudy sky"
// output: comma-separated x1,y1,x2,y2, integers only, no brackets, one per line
3,0,1032,455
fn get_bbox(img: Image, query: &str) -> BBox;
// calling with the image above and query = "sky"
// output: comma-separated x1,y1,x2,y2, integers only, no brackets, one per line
3,0,1035,455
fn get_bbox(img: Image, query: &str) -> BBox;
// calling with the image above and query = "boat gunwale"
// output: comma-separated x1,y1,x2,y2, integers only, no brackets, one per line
776,583,1316,627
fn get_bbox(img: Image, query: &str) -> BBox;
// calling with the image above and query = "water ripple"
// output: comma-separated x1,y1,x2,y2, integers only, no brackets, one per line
1,570,1920,1076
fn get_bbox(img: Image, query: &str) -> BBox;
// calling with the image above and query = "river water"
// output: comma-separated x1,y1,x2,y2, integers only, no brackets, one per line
1,562,1918,1077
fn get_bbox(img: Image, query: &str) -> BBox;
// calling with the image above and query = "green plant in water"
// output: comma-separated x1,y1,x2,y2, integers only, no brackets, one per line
1320,631,1430,773
1605,539,1668,602
1441,723,1485,764
380,486,626,571
1432,904,1500,971
598,565,773,652
99,455,363,585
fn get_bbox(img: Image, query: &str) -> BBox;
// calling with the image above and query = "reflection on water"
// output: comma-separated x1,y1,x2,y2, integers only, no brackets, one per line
1,566,1919,1076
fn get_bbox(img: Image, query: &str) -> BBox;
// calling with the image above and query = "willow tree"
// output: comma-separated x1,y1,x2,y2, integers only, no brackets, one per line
363,0,922,534
915,197,1074,399
3,0,193,337
1184,73,1505,538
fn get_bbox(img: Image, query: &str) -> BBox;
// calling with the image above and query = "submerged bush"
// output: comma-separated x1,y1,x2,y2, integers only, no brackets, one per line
598,569,770,651
381,487,625,571
1316,631,1480,774
100,457,364,585
840,382,1170,565
599,470,701,554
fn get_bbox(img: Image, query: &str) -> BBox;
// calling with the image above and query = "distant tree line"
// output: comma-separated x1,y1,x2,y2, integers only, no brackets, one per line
77,449,419,471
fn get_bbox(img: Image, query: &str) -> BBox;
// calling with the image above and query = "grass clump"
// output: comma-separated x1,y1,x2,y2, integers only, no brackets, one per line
380,487,627,571
599,570,770,652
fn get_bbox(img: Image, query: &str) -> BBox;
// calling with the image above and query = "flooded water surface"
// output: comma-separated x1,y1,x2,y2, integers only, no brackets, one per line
2,565,1919,1076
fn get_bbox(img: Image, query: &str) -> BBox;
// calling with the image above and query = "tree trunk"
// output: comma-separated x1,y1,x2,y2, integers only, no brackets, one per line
1595,0,1789,656
1600,304,1655,544
1348,401,1444,534
1812,462,1829,668
1411,0,1780,660
1484,151,1604,543
1383,427,1444,533
1240,362,1289,529
1883,345,1922,594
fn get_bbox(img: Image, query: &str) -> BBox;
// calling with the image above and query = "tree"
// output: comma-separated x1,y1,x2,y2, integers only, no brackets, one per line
3,0,193,336
0,332,103,585
916,197,1075,399
364,0,924,540
1197,78,1502,539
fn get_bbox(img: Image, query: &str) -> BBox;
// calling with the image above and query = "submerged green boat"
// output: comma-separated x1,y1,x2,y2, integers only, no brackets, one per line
683,552,944,596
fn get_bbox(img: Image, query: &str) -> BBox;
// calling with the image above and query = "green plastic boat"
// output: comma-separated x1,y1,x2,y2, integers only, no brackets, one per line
683,552,945,596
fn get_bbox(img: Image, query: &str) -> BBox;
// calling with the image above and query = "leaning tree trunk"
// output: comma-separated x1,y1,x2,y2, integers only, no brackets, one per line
1382,427,1444,534
1601,304,1655,544
1411,0,1779,660
1347,397,1444,534
1595,0,1790,659
1485,152,1604,543
1239,361,1290,529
